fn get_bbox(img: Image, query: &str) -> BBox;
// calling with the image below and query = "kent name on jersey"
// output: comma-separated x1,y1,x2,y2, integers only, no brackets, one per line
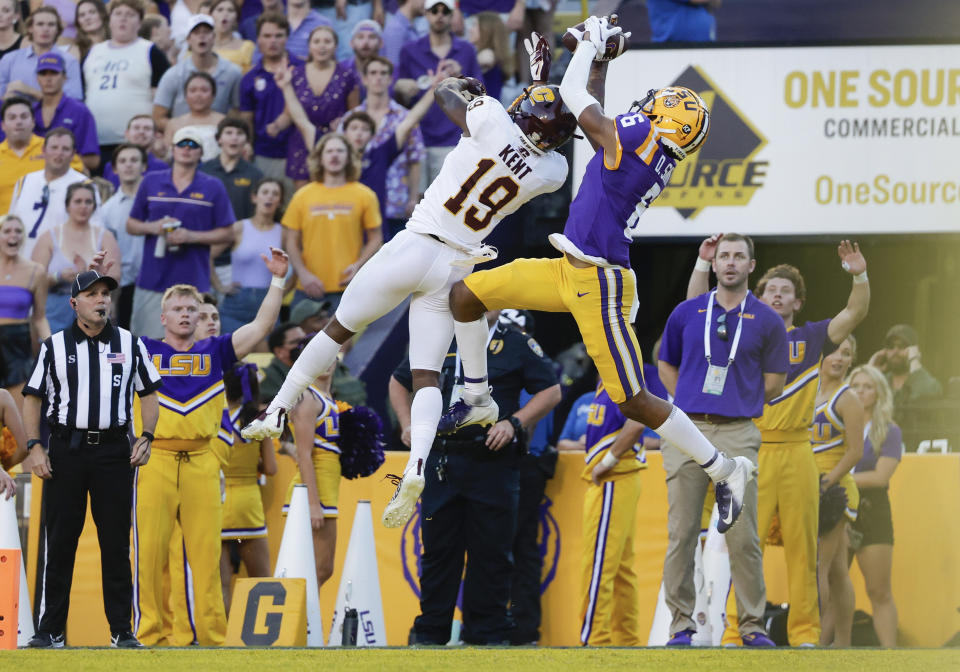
406,95,569,251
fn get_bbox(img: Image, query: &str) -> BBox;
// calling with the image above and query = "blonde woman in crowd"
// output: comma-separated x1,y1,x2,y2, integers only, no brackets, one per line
466,11,513,102
810,335,864,646
0,214,49,406
848,363,903,647
30,181,121,333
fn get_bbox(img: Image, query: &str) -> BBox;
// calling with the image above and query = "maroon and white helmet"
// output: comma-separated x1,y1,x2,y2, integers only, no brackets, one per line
507,84,578,153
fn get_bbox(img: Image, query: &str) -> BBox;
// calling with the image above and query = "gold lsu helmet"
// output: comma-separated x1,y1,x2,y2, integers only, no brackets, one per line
632,87,710,160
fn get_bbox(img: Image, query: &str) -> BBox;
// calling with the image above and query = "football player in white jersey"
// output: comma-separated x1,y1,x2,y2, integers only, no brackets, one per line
243,34,580,527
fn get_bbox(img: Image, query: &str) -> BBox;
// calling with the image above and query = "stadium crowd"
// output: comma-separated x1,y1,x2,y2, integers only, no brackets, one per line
0,0,948,651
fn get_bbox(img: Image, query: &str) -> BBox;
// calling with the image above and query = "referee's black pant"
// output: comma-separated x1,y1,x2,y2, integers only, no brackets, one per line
38,434,134,636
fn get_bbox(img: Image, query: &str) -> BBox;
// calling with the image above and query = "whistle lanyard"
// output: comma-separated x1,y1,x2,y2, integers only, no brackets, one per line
703,290,747,366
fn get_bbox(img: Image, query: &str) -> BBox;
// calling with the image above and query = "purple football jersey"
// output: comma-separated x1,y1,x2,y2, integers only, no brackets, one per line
554,113,676,268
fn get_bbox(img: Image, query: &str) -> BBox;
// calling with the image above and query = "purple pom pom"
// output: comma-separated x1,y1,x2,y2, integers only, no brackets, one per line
338,405,386,479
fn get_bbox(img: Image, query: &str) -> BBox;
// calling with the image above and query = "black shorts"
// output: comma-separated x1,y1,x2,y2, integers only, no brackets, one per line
853,487,894,547
0,323,33,387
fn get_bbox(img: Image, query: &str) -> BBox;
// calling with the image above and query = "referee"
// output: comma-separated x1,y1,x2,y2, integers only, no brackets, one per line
20,269,162,649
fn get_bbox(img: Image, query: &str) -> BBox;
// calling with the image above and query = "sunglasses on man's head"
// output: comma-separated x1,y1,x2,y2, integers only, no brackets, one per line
716,312,728,342
428,5,452,15
176,139,201,149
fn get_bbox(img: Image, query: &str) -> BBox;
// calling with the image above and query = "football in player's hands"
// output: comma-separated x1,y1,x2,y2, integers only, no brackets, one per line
562,14,630,61
457,75,487,102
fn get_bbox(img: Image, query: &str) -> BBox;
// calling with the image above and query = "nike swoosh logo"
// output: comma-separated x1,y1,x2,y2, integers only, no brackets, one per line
577,291,590,297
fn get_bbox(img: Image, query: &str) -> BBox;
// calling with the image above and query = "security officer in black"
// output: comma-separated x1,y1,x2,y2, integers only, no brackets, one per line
390,310,561,645
21,270,162,648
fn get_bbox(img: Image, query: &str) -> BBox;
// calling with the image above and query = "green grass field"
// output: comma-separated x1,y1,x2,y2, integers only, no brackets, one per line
1,647,959,671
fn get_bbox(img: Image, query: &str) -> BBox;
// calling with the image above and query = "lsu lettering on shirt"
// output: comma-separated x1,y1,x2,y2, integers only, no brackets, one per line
758,319,835,435
136,335,238,442
406,95,568,251
551,112,676,269
810,383,849,470
581,384,647,482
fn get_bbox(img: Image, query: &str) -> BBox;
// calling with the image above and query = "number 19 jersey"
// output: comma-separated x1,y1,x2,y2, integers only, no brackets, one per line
406,95,568,251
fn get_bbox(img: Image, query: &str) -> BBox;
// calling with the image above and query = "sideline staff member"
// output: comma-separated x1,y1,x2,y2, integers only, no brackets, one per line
21,269,162,648
658,233,788,647
391,310,561,645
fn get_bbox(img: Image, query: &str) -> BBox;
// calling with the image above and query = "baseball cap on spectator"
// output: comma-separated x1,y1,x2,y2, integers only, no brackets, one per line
290,298,332,326
36,52,65,73
72,270,118,297
352,19,382,39
425,0,456,10
173,126,204,146
187,14,215,34
885,324,918,349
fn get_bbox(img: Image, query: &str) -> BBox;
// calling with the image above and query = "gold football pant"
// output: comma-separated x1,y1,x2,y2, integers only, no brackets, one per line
579,472,643,646
722,439,820,646
134,444,226,646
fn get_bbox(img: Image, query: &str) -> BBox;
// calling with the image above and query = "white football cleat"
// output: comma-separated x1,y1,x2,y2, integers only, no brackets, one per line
382,460,425,528
241,407,287,441
437,398,500,435
715,455,756,534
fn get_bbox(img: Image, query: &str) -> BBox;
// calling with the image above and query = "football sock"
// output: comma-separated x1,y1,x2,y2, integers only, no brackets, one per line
654,406,734,482
454,316,490,403
407,386,442,474
266,331,340,412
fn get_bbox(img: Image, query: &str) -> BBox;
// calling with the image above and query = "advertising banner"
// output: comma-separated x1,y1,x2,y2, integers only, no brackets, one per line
573,44,960,235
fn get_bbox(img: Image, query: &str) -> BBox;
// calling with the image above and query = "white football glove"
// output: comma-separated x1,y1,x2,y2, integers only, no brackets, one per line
583,15,624,54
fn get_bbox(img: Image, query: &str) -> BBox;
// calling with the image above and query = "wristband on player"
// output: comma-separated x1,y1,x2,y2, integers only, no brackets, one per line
600,451,619,469
270,275,286,290
853,271,868,284
141,431,154,443
695,257,712,272
27,438,44,451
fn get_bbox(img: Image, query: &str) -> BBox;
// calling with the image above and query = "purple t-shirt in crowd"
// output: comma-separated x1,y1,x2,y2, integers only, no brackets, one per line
856,423,904,474
659,291,789,418
239,54,304,159
103,152,169,188
359,135,402,219
395,35,480,147
129,168,235,293
33,96,99,157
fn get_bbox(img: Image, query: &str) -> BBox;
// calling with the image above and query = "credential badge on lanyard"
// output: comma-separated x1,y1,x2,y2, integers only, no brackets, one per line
702,290,746,396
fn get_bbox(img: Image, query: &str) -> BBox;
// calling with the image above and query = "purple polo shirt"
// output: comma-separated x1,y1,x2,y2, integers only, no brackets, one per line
395,36,480,147
239,54,304,159
103,153,169,188
33,96,99,157
359,135,402,219
660,291,788,418
129,168,235,293
381,11,419,66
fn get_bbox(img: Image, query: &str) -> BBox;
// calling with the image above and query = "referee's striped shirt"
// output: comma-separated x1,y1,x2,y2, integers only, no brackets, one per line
23,321,163,430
